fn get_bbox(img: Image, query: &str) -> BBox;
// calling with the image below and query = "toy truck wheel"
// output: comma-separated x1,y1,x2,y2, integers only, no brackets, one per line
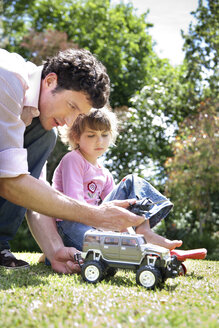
81,261,104,283
136,266,161,289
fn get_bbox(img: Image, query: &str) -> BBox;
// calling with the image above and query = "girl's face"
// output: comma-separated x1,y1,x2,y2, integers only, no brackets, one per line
77,126,111,165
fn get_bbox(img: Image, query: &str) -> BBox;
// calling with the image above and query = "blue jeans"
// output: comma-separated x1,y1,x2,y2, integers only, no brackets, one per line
57,174,173,251
0,118,57,251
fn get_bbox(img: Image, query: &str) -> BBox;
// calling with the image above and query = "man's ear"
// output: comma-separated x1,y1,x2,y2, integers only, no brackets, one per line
43,73,58,89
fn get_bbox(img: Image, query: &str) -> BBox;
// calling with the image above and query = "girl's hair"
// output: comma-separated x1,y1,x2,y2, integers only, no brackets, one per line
59,107,118,150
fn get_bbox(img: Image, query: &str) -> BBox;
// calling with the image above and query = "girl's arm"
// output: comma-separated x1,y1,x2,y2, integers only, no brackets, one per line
100,170,115,201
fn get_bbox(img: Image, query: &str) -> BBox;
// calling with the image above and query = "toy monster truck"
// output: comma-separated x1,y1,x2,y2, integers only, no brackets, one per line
74,198,207,289
76,230,185,290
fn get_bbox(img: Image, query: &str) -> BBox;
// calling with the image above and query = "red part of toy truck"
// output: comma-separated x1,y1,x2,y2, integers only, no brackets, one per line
170,248,207,261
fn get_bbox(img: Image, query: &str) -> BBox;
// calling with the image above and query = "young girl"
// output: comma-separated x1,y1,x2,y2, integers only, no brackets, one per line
53,107,182,252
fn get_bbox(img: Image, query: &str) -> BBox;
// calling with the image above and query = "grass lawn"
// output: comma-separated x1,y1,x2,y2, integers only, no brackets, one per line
0,253,218,328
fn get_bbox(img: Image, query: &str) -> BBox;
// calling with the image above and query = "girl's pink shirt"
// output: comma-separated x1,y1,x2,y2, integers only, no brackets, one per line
52,149,115,209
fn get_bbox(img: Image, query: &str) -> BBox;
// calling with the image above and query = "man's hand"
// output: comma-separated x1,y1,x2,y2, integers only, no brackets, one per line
50,247,82,274
95,199,145,231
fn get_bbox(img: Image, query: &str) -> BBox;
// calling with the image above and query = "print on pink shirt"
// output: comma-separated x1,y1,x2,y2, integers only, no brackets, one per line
88,181,97,193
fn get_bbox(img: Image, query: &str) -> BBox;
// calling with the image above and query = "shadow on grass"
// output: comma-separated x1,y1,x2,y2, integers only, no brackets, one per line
0,263,55,290
77,278,181,292
75,269,137,288
0,263,207,291
105,274,135,287
184,271,205,280
76,271,180,291
99,270,207,291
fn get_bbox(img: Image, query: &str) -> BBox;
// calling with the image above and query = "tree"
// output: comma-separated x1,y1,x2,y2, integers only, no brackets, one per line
165,100,219,237
107,0,219,184
182,0,219,99
105,62,192,184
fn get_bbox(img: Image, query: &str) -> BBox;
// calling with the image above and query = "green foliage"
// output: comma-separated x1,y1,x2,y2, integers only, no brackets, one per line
0,255,219,327
165,100,219,236
182,0,219,98
105,63,192,183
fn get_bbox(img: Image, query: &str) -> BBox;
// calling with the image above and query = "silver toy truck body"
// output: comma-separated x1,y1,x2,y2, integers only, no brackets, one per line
79,230,182,289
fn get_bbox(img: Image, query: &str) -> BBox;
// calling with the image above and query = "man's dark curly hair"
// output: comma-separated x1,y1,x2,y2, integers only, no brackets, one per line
42,48,110,108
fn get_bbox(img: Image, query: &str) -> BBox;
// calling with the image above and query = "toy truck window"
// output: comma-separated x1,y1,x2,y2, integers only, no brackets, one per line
84,235,100,243
104,237,119,245
121,238,138,247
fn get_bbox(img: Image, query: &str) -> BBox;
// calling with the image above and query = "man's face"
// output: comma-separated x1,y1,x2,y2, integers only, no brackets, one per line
39,73,92,130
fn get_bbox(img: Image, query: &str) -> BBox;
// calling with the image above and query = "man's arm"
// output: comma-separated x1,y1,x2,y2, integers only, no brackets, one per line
26,210,81,274
0,174,144,230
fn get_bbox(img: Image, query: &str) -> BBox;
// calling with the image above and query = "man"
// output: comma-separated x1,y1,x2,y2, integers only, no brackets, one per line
0,48,144,273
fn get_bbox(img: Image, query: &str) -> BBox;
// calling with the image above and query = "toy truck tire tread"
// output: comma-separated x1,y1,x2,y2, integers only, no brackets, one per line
136,265,162,289
81,260,104,283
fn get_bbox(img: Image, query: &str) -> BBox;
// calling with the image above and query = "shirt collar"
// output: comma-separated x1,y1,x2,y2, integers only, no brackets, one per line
23,65,43,109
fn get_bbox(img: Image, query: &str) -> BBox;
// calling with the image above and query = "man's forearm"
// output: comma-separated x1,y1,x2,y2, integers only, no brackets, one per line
26,210,82,274
0,174,93,222
0,174,145,231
